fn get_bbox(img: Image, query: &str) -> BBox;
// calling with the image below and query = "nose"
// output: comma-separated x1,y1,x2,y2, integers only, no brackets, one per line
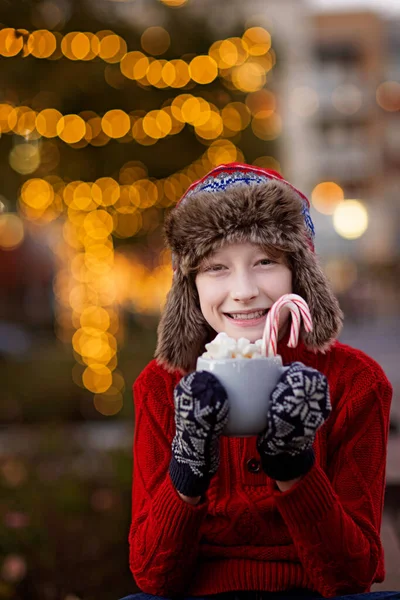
230,271,259,303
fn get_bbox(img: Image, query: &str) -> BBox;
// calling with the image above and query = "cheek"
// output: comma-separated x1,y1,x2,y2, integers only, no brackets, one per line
264,268,292,298
196,279,222,312
196,278,215,310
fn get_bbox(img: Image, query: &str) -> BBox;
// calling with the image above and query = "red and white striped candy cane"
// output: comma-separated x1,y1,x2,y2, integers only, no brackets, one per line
261,294,313,357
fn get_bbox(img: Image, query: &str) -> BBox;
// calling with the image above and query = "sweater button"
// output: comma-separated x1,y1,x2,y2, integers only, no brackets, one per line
246,458,261,473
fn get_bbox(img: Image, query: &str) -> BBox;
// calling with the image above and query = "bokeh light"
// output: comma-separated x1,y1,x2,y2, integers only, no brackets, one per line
99,34,127,64
333,200,369,240
0,28,24,57
376,81,400,112
0,103,14,133
101,109,130,138
9,143,41,175
27,29,57,58
36,108,62,137
221,102,251,133
189,55,218,84
84,210,114,239
331,84,362,115
142,109,172,139
92,178,120,207
159,0,188,6
70,32,91,60
120,51,149,80
251,112,281,140
242,27,271,56
82,364,113,393
1,554,27,583
57,114,86,143
207,139,242,167
141,26,170,56
232,62,266,92
0,213,25,250
312,182,344,215
253,155,281,172
20,178,54,211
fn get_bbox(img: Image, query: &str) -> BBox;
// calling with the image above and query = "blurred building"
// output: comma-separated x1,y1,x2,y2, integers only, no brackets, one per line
307,11,400,263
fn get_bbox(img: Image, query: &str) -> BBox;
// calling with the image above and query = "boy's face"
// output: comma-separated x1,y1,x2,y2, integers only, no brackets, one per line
195,242,292,342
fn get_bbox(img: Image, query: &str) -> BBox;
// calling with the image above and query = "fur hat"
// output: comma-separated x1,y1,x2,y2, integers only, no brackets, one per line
155,163,343,373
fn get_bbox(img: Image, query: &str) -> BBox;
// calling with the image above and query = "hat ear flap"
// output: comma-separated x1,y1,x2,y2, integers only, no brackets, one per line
292,248,343,352
155,268,212,373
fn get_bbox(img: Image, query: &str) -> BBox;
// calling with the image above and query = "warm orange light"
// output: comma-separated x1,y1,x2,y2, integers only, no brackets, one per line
194,110,223,140
82,364,113,393
232,62,266,92
36,108,62,137
222,102,251,132
99,34,127,63
57,114,86,143
101,109,130,138
27,30,57,58
84,210,114,239
311,182,344,215
92,178,120,207
141,26,170,56
207,139,240,167
70,32,91,60
0,104,14,133
242,27,271,56
189,55,218,84
246,89,275,117
20,178,54,210
120,51,149,80
251,112,281,140
142,109,172,139
0,214,24,250
0,28,24,57
159,0,188,5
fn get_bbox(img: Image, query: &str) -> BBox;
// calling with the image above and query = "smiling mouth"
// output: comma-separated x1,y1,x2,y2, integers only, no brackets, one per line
224,309,269,321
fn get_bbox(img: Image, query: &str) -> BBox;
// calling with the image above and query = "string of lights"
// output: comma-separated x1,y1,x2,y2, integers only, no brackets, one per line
0,89,279,151
0,26,274,90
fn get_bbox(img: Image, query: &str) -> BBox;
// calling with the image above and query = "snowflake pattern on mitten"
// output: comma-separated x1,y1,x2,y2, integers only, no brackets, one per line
258,362,331,458
170,370,229,496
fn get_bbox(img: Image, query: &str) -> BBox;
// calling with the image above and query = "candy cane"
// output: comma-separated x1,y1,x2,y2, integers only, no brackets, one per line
261,294,313,357
263,299,299,356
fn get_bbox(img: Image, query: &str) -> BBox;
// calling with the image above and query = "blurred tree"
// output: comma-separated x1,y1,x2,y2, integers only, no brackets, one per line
0,0,278,210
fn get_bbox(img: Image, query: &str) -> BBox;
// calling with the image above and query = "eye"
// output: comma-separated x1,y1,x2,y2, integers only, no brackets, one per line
204,264,226,272
258,258,274,266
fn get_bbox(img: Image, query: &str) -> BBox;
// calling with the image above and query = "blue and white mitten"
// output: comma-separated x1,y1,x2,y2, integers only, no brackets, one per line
257,362,331,481
169,371,229,497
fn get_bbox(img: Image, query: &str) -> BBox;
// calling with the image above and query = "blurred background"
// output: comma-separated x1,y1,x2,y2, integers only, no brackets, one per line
0,0,399,598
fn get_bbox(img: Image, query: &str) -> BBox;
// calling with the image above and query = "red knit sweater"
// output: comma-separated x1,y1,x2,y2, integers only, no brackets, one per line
129,334,392,598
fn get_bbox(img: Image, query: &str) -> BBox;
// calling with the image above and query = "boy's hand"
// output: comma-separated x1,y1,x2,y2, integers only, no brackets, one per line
170,371,229,497
257,362,331,482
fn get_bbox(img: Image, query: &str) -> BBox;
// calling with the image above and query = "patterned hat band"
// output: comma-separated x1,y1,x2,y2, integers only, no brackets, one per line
172,162,315,271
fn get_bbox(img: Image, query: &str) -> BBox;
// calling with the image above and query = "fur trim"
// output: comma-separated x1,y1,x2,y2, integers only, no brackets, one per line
155,268,214,374
155,178,343,372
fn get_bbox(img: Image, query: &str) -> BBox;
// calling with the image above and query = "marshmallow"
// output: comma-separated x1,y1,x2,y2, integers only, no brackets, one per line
203,333,264,359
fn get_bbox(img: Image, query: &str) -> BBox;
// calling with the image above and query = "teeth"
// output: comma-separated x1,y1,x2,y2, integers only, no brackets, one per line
230,310,266,320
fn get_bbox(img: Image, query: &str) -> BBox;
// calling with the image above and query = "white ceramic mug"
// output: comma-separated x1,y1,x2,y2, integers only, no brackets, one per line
196,355,288,437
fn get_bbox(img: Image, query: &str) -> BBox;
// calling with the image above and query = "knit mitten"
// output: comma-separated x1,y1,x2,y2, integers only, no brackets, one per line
257,362,331,481
169,371,229,497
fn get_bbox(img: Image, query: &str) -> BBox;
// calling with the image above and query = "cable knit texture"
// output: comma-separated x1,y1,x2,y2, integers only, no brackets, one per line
129,332,392,598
